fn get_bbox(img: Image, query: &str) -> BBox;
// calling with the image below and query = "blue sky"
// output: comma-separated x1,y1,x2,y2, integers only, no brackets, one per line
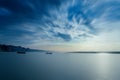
0,0,120,51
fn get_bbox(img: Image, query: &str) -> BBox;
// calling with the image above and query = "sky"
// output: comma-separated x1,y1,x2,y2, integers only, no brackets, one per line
0,0,120,52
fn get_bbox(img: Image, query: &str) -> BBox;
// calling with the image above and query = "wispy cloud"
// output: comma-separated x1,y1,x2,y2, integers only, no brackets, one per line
0,0,120,51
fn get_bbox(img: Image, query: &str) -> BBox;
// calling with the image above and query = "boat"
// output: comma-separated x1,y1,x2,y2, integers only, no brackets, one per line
46,52,52,54
17,51,26,54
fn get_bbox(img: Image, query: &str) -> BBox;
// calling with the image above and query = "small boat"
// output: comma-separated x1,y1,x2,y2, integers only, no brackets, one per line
17,51,26,54
46,52,52,54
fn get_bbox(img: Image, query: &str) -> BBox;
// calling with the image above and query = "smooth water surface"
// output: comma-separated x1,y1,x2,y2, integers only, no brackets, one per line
0,52,120,80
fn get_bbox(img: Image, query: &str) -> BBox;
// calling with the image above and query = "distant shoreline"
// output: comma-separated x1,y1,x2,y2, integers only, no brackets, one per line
0,44,45,52
69,51,120,54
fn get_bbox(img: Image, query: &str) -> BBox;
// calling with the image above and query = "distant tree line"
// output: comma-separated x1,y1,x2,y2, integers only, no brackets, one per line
0,44,30,52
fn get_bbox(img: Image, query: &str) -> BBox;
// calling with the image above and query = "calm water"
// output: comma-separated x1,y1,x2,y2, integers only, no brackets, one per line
0,52,120,80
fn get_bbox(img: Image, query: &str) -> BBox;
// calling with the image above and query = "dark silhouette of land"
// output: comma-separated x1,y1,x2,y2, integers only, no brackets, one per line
0,44,28,52
69,51,120,54
0,44,44,52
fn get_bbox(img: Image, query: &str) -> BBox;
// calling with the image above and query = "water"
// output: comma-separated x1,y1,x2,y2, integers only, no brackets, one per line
0,52,120,80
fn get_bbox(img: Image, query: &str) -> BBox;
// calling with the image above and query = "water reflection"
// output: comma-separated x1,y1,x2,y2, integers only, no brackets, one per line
0,52,120,80
95,53,110,80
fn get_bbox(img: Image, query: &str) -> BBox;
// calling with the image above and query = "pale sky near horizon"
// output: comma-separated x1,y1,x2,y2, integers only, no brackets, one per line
0,0,120,51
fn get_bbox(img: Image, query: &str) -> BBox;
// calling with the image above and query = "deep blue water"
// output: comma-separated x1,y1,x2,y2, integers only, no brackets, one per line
0,52,120,80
